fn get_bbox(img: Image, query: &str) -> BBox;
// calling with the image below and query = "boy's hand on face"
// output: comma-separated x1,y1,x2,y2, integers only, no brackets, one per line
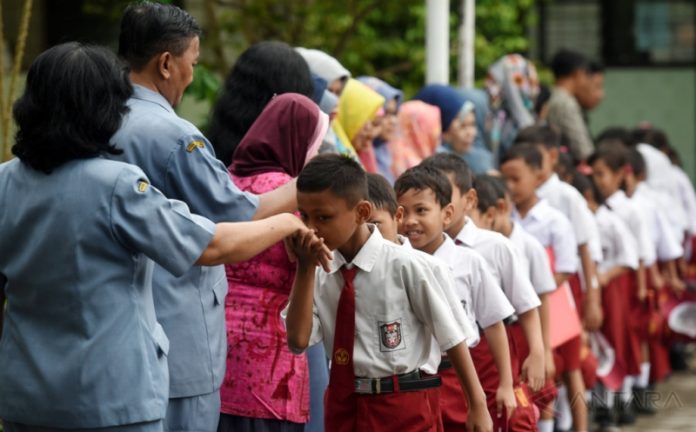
521,352,545,392
285,228,332,272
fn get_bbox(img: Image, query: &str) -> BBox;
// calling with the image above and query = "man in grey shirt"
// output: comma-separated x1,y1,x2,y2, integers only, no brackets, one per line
546,49,595,162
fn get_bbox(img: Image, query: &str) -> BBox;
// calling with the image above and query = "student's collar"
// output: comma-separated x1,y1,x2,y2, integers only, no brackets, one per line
606,190,627,208
454,216,477,247
132,84,176,114
433,233,456,257
537,172,559,196
329,224,382,274
397,234,412,248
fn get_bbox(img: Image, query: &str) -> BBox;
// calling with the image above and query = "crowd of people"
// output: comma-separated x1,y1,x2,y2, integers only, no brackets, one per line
1,2,695,432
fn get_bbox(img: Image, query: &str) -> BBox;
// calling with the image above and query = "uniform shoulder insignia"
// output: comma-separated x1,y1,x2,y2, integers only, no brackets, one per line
137,180,149,193
186,140,205,153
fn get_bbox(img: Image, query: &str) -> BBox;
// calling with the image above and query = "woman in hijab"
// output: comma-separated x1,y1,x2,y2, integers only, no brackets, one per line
460,88,496,174
412,84,478,160
390,100,441,178
485,54,540,161
208,41,315,166
295,47,351,96
357,76,403,183
219,93,329,432
331,79,385,171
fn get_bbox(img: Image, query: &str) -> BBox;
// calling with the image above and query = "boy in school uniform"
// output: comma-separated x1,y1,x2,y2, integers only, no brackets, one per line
420,154,546,395
572,173,639,430
514,126,603,334
499,145,587,432
284,155,492,432
469,175,558,393
394,166,536,431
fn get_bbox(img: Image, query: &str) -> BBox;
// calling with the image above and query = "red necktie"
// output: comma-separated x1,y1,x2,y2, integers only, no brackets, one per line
325,266,358,431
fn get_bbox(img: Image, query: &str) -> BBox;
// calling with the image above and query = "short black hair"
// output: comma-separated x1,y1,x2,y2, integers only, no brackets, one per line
473,175,503,212
572,174,604,206
514,124,561,149
297,154,367,206
394,165,452,208
208,41,315,166
550,49,589,79
367,173,398,216
629,127,670,151
587,61,604,75
595,127,631,147
420,153,473,193
500,144,543,170
627,147,646,178
587,146,629,172
12,42,132,174
118,1,201,71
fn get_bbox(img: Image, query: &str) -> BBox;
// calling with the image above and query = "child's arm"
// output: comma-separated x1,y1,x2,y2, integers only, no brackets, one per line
554,272,571,287
482,322,516,420
579,243,603,331
285,230,326,352
517,308,545,392
637,261,648,301
665,260,686,294
538,293,555,380
648,262,665,292
446,342,493,432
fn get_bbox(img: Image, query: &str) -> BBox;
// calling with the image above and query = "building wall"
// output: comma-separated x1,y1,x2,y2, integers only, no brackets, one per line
588,68,696,181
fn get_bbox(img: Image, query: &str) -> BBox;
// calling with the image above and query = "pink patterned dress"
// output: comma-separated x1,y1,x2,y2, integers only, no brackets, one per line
220,171,309,423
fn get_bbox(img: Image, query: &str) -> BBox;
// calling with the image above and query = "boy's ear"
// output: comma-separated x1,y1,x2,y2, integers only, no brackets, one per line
395,206,404,225
464,188,477,212
484,206,497,222
495,197,508,213
442,203,455,227
355,200,373,224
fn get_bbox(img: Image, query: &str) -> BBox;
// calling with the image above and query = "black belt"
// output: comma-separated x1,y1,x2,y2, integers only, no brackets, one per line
438,356,452,372
354,370,441,394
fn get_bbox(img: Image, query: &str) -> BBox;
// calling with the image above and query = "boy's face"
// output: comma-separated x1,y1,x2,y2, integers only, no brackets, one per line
445,173,476,229
500,158,541,206
397,187,453,255
590,159,623,200
443,111,477,155
369,207,403,244
298,189,371,251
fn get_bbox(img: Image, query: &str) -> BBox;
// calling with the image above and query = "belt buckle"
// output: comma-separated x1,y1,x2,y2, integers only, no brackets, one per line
355,378,372,394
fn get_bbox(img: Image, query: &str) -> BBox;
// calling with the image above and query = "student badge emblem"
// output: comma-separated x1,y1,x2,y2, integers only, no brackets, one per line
379,319,404,351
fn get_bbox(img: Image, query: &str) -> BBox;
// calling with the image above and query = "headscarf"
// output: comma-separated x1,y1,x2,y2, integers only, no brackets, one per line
331,79,385,172
412,84,468,132
391,100,442,177
485,54,539,155
357,76,404,109
311,74,328,105
460,88,495,173
295,48,351,84
230,93,329,178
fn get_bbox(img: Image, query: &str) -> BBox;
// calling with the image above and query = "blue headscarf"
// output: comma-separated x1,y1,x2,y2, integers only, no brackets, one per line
460,88,494,173
357,76,404,109
311,74,327,105
412,84,466,132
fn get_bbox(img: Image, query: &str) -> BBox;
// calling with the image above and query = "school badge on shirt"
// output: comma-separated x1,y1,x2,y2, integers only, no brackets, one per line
379,319,405,352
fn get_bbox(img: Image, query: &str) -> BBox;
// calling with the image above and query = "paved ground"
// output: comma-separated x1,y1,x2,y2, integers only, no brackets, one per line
622,370,696,431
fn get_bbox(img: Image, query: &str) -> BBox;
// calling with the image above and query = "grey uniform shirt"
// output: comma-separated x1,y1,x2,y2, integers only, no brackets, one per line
0,158,214,428
109,85,259,398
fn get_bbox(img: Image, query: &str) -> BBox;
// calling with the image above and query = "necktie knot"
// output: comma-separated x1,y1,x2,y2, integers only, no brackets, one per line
341,266,358,285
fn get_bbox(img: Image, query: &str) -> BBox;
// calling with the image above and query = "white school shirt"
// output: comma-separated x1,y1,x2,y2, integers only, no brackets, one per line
509,222,557,296
455,218,541,314
290,227,477,378
434,235,515,331
606,190,656,266
594,205,639,274
671,164,696,235
637,143,688,239
630,182,683,261
397,234,480,348
513,199,578,274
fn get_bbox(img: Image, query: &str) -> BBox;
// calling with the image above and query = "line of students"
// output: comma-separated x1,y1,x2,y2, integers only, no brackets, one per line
283,121,695,432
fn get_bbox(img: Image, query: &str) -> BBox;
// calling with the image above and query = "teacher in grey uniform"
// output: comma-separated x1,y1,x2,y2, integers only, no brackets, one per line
111,3,309,431
0,43,325,432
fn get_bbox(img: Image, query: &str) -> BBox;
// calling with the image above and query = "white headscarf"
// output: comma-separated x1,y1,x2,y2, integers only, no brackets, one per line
295,47,351,84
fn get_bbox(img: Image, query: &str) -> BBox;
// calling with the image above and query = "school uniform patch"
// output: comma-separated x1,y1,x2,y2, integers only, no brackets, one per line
379,319,405,352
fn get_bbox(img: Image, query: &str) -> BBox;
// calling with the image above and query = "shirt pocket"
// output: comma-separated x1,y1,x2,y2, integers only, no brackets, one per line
211,271,229,307
151,323,170,358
